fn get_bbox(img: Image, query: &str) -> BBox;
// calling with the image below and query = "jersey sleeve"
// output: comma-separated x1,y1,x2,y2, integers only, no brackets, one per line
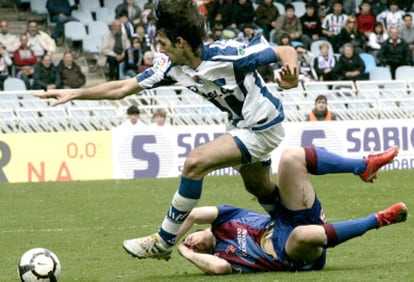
212,205,250,228
135,67,176,88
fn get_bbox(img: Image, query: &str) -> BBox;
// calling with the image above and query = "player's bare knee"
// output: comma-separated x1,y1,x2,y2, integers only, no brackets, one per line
182,151,207,178
290,226,312,245
279,147,304,169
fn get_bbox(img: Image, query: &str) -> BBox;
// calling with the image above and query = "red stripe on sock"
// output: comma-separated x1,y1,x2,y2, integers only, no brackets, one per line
304,146,318,174
322,224,338,248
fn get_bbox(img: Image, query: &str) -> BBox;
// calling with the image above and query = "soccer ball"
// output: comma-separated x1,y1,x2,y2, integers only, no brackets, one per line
18,248,61,282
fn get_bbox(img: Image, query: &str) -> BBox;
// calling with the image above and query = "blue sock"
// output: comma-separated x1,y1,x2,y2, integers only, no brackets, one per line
158,176,203,246
323,214,379,247
304,146,367,175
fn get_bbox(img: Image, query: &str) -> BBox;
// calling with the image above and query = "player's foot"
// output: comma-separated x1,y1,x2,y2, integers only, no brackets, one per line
359,146,399,183
376,202,407,227
123,233,172,261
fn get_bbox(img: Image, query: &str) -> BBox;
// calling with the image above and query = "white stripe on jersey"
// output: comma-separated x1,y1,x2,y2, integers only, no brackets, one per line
322,13,348,35
159,36,285,131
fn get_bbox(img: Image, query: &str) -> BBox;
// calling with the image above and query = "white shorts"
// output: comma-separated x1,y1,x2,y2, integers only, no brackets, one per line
228,123,285,164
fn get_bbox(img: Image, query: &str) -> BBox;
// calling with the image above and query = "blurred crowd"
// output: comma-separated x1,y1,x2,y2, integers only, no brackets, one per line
1,0,414,90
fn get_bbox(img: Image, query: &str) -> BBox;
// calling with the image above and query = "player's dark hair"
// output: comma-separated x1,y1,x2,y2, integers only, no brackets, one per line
155,0,206,54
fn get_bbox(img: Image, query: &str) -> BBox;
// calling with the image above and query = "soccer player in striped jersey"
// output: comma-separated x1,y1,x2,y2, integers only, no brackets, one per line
35,0,298,260
176,146,406,274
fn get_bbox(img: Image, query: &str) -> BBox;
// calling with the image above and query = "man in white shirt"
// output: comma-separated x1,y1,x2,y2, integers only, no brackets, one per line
0,20,20,54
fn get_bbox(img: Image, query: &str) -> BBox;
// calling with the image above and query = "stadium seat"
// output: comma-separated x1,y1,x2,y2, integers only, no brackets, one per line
310,40,334,57
30,0,48,15
369,66,392,81
274,2,285,14
87,21,109,37
359,53,376,74
395,65,414,81
64,21,87,47
95,7,116,26
71,10,94,25
103,0,123,11
292,1,306,17
79,0,102,13
4,77,27,91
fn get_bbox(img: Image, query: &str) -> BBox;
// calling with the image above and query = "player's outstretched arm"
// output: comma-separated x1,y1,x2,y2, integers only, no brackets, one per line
272,46,299,89
177,244,232,275
34,53,171,106
176,206,218,243
34,77,143,106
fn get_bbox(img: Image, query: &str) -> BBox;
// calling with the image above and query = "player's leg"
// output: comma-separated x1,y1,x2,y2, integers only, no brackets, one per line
285,202,408,265
123,134,242,260
236,124,285,214
304,145,399,183
239,162,279,214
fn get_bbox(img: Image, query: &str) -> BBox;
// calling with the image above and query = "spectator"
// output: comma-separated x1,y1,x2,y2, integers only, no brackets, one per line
32,54,62,90
357,0,375,40
58,51,86,89
334,15,366,54
46,0,80,45
120,105,146,129
207,0,234,30
400,0,414,12
138,50,154,74
0,20,20,54
342,0,357,15
151,108,168,126
333,43,368,81
118,10,136,42
237,23,257,44
272,4,310,49
307,94,337,121
231,0,255,31
313,42,338,81
26,20,56,59
212,20,225,40
0,42,12,90
123,37,143,77
115,0,142,25
376,1,404,31
145,14,157,44
254,0,280,41
399,14,414,60
13,34,37,89
322,0,348,45
278,33,292,47
377,27,413,79
370,0,387,17
300,2,322,44
367,21,388,57
98,19,131,81
296,45,317,83
134,24,151,53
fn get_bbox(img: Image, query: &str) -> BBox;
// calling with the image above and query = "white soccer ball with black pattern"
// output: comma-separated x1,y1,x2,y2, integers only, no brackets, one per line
18,248,61,282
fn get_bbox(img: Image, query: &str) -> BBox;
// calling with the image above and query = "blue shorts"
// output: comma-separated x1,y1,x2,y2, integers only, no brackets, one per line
271,196,327,271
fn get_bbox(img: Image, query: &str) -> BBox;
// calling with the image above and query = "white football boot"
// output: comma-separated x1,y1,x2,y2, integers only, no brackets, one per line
123,233,172,261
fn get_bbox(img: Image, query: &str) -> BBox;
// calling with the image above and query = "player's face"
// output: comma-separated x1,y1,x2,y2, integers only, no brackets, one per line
184,229,215,254
155,33,183,64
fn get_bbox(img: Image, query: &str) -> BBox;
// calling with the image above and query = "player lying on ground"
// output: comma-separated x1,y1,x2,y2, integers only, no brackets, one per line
175,145,407,274
35,0,300,260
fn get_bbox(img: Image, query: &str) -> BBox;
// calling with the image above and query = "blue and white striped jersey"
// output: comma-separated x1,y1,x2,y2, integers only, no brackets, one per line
136,36,284,131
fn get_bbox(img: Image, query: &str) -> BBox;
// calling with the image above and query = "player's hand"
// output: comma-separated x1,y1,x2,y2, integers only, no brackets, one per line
138,52,171,89
276,63,298,89
34,89,79,106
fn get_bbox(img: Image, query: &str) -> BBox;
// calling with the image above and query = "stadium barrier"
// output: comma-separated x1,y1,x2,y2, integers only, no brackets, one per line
1,120,413,183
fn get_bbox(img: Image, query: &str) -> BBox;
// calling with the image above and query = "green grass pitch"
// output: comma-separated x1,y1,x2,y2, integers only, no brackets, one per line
1,170,413,281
